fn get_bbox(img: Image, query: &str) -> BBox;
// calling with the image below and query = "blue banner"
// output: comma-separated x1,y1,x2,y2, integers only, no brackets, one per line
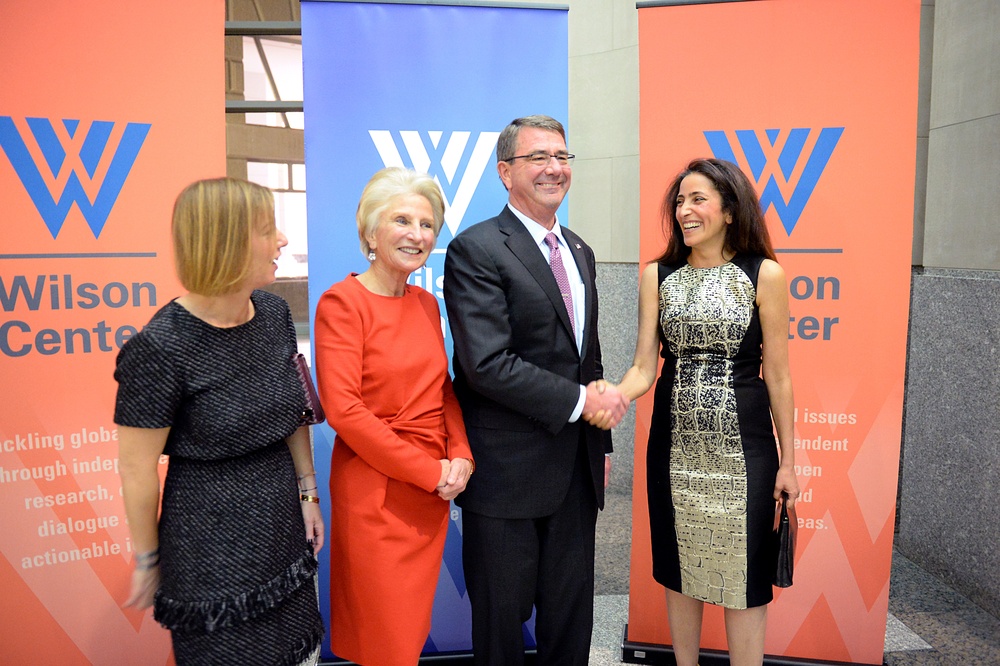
302,1,568,658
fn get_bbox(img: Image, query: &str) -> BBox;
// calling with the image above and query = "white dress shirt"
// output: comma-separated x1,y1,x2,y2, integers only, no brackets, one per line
507,204,588,423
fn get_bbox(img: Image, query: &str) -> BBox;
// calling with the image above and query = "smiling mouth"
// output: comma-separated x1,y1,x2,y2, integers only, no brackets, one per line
682,222,700,230
399,248,422,255
535,177,565,186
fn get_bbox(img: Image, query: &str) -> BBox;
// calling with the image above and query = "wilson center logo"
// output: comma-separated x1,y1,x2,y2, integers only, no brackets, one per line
704,128,844,235
369,130,500,238
0,116,151,239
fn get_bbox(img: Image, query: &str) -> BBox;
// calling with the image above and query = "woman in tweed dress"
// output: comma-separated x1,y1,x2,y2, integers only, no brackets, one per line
115,178,324,665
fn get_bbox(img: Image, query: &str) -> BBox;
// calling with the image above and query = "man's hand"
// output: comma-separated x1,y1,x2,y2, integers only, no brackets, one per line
582,379,628,429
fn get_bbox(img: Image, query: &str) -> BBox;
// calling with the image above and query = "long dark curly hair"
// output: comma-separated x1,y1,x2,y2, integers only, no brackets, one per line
655,158,776,264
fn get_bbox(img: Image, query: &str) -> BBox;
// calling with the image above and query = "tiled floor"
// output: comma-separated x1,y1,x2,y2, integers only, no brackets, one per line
590,489,1000,665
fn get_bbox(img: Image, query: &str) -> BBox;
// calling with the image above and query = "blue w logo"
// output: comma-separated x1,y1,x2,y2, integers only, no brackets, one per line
704,128,843,235
0,116,151,238
369,130,499,239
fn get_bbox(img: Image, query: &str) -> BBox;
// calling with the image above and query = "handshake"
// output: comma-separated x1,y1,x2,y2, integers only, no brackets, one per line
582,379,629,430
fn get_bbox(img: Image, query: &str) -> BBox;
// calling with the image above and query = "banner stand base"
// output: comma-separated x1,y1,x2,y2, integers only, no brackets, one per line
322,650,537,665
621,624,883,666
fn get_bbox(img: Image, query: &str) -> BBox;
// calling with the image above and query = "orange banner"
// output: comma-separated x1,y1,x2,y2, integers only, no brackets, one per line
0,1,223,662
631,0,919,663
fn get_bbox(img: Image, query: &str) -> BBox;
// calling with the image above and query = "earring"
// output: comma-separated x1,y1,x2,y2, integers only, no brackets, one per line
368,250,376,262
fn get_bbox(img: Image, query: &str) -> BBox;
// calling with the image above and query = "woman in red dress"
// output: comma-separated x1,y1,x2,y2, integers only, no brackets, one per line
315,168,473,665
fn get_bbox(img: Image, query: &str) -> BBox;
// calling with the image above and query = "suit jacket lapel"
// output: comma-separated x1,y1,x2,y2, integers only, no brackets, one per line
498,208,577,346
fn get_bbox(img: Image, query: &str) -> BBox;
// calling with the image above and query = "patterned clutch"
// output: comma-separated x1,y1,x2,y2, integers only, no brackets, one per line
293,353,326,426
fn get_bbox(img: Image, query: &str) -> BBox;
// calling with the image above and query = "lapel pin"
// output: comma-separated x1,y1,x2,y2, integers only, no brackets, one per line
575,243,581,249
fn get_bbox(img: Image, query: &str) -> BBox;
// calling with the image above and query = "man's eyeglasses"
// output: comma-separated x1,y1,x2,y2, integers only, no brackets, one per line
505,152,575,167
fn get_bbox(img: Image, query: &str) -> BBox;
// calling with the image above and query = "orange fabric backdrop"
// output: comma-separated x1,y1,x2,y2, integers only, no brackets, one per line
0,1,223,662
631,1,920,663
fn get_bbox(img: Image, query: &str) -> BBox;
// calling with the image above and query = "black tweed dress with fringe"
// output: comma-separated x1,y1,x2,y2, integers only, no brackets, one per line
114,290,323,665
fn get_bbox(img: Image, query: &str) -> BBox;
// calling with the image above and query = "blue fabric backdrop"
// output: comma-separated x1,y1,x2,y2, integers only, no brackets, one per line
301,1,568,657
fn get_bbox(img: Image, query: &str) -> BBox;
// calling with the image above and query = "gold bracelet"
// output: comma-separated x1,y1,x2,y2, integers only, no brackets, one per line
300,494,320,503
465,458,475,474
297,470,316,481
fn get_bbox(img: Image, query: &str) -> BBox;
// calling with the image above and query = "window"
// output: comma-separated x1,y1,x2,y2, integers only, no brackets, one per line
242,36,304,130
246,161,307,278
226,17,306,282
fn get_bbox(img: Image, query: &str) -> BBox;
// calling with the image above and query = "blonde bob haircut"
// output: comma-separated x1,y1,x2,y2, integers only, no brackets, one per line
357,167,446,258
173,177,275,296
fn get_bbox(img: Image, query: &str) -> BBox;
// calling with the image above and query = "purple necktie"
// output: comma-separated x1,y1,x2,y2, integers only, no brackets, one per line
544,232,575,336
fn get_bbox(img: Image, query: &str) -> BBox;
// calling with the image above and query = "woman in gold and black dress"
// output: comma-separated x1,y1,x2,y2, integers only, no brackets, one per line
615,159,800,666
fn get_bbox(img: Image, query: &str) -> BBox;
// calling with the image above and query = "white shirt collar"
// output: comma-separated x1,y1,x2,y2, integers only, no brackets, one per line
507,203,567,249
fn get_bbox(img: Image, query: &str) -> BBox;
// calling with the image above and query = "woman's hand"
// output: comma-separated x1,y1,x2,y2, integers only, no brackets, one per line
301,501,325,556
123,565,160,610
774,466,801,509
437,459,452,488
584,408,615,430
437,457,473,501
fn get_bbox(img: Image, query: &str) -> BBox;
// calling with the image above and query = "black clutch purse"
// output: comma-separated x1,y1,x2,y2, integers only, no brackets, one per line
293,353,326,426
773,493,797,588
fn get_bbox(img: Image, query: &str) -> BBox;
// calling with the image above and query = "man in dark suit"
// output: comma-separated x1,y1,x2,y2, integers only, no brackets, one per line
443,115,628,665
